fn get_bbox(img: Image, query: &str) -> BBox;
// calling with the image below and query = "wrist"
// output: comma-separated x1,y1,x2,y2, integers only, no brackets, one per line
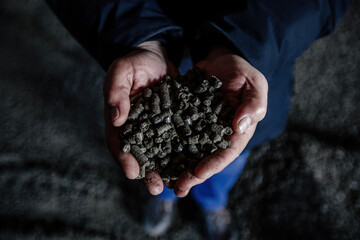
136,41,168,59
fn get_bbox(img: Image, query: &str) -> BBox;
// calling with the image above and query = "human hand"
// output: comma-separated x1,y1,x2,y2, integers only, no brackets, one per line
173,45,268,197
103,41,178,195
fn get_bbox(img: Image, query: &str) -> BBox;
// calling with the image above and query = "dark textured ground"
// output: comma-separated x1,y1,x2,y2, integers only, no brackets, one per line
0,1,359,239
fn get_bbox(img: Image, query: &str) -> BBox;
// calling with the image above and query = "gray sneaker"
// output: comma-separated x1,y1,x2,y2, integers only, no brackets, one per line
200,208,238,240
143,197,177,237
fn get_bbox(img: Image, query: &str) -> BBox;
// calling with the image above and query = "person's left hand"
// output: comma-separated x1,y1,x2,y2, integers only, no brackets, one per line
173,46,268,197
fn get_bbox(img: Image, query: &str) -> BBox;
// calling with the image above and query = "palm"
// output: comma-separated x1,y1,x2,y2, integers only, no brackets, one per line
173,47,268,197
104,41,177,195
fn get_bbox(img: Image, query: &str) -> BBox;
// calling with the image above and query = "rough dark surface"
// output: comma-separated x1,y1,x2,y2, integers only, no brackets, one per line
121,71,233,181
0,1,359,239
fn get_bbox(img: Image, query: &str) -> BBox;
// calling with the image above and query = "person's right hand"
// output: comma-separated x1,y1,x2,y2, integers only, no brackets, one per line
103,41,178,195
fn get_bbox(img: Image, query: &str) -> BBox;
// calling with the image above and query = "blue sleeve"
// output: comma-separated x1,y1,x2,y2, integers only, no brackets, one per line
191,0,353,82
45,0,183,70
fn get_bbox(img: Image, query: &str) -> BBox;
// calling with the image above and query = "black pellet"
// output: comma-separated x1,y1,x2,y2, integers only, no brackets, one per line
145,128,154,138
123,124,132,135
140,120,151,132
188,135,199,145
138,144,147,153
136,165,146,179
172,113,185,128
195,119,205,132
152,93,161,114
162,175,171,182
199,132,210,145
160,157,170,167
195,79,209,93
144,88,152,98
152,115,162,124
155,137,163,144
163,141,172,154
174,141,183,152
221,126,233,136
149,146,159,155
180,125,192,136
139,112,149,120
210,76,223,89
130,145,148,167
158,151,167,159
159,82,171,109
179,100,189,110
128,135,136,144
184,116,192,126
188,107,199,121
203,92,214,107
179,86,189,93
188,144,199,154
192,96,201,106
121,140,131,153
173,78,182,89
212,132,222,143
128,102,144,121
134,131,144,143
211,124,223,133
202,105,212,113
156,123,172,135
217,140,229,149
208,113,218,123
213,100,226,115
206,143,218,153
143,138,154,149
162,131,172,142
143,102,150,111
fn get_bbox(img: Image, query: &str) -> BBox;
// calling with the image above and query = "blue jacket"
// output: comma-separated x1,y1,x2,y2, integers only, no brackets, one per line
45,0,353,150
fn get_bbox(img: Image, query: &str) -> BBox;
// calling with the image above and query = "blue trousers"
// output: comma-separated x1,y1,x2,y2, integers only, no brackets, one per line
157,150,250,211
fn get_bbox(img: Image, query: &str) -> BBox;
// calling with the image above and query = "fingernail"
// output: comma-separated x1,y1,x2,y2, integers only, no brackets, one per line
238,116,251,134
111,107,120,122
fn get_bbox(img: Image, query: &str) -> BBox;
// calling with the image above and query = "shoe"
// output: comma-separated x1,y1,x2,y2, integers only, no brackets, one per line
200,208,238,240
143,197,177,237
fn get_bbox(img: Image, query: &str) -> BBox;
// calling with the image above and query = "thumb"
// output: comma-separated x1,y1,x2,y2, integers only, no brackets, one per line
106,85,131,127
232,79,268,134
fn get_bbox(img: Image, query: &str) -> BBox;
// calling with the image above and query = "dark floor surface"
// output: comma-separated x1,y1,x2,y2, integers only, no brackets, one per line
0,1,359,239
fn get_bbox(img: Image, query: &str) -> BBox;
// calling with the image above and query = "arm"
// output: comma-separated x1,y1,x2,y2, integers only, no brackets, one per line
174,0,353,197
45,0,183,70
191,0,353,81
45,0,183,195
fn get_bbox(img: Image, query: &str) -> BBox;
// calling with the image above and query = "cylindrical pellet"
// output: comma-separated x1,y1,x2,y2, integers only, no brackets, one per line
156,123,172,135
139,120,151,132
131,145,148,167
173,113,185,128
128,102,144,121
123,124,132,135
144,88,152,98
159,82,171,109
152,93,161,114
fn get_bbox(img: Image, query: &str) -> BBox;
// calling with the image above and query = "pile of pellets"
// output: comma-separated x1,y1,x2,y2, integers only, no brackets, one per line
120,67,234,182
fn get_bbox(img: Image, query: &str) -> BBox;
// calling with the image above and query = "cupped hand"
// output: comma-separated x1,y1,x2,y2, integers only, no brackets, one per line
104,41,178,195
173,46,268,197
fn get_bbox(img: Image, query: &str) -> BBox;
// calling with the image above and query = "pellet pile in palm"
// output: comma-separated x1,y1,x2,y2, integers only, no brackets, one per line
120,67,234,182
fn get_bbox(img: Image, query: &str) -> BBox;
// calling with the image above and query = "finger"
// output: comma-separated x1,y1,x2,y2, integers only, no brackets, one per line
144,171,164,195
104,104,139,179
233,73,268,134
174,170,206,198
194,124,256,179
106,85,131,127
104,61,133,127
